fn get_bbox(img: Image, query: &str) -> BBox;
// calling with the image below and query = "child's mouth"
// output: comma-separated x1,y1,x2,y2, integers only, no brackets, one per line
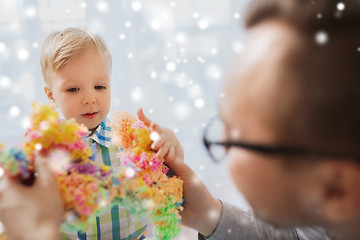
82,112,98,119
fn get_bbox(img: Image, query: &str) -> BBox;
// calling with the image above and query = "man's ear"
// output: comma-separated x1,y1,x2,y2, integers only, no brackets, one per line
321,160,360,224
44,86,55,102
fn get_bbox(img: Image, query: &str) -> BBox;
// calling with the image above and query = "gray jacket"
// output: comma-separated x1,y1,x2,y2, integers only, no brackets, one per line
199,202,330,240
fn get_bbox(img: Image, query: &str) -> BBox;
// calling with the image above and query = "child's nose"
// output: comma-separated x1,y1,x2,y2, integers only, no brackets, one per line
82,96,96,105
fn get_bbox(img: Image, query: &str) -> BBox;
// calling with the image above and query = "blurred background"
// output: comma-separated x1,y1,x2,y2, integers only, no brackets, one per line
0,0,250,238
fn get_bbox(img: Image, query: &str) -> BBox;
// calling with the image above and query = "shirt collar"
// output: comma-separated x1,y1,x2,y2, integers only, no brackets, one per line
89,117,112,148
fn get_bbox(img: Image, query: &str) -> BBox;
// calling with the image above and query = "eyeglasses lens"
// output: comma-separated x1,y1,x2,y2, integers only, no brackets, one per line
204,117,227,162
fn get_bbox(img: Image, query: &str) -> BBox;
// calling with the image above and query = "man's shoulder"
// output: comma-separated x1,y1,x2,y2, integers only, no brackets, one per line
295,227,329,240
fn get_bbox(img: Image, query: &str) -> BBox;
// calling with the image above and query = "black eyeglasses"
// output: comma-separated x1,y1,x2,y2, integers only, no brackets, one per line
203,116,359,163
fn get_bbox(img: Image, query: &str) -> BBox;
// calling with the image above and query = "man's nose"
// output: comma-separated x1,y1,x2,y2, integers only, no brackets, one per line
82,95,96,105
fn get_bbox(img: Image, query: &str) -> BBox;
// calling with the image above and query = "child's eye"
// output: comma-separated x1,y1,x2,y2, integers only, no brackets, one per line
66,87,79,93
95,86,106,90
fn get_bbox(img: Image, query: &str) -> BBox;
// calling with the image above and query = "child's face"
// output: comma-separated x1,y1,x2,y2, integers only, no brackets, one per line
45,49,111,133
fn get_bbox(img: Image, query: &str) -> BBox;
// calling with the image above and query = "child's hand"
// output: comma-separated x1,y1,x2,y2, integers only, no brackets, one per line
137,109,184,162
0,154,63,240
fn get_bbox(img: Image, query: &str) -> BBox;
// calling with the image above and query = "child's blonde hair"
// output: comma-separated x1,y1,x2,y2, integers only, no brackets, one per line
40,27,112,85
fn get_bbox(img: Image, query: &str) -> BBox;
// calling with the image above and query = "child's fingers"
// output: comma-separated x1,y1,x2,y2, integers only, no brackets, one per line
136,108,152,127
150,122,160,132
151,136,166,151
156,142,170,160
149,123,167,149
165,146,175,162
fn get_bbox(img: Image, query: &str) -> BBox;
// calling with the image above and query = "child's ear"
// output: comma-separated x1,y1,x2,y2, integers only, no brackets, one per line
44,86,55,102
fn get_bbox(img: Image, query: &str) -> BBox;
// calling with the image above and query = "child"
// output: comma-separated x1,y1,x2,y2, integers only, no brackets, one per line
40,27,183,240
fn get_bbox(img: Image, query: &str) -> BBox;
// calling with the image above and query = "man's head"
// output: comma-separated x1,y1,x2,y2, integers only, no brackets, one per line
220,0,360,229
40,27,112,132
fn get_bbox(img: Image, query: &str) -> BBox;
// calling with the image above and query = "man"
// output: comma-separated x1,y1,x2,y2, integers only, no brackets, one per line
173,0,360,239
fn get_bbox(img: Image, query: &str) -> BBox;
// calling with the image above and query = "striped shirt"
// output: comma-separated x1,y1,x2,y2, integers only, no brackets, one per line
60,118,147,240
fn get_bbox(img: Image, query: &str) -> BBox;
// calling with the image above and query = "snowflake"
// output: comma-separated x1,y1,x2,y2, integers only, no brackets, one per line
337,2,345,11
131,1,142,11
315,31,328,45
